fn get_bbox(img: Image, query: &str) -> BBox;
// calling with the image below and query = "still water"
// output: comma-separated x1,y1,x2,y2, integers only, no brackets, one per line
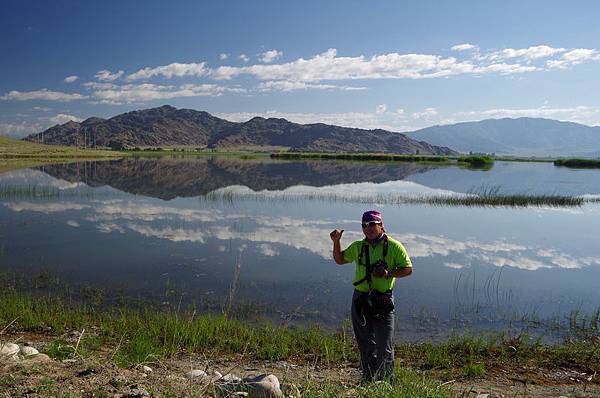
1,157,599,341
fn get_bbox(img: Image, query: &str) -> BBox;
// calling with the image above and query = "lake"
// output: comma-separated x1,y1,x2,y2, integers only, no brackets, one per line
1,156,599,341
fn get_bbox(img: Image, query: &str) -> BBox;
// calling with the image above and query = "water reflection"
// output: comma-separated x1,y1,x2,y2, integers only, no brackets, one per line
1,158,600,341
37,157,440,199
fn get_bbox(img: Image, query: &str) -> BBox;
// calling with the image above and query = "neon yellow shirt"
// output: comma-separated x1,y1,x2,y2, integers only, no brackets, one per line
343,235,412,293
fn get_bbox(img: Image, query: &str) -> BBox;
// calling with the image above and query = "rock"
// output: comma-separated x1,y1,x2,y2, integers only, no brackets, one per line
20,346,39,357
0,343,20,357
222,373,242,382
118,388,150,398
185,369,208,379
29,353,52,363
243,374,283,398
141,365,153,373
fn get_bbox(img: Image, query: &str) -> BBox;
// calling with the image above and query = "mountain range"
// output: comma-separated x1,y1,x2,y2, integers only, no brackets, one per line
407,118,600,157
23,106,600,156
23,105,455,155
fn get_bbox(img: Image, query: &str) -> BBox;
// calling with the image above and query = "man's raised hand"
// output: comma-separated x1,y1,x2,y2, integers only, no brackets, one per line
330,229,344,242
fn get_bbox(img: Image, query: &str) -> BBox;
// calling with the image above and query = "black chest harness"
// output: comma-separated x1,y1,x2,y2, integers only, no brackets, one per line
352,234,389,289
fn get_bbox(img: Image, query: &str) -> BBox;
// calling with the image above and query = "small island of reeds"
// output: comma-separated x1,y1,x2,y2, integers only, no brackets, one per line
554,158,600,168
270,152,496,168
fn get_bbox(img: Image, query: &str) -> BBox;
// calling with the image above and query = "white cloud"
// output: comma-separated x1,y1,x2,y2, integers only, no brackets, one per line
4,202,90,213
451,43,478,51
95,69,124,81
256,80,366,92
91,83,230,104
480,45,566,62
376,104,387,114
259,49,283,63
546,48,600,69
49,114,82,125
219,53,229,60
126,62,208,81
0,89,87,102
239,54,250,63
412,107,438,119
64,75,79,83
474,63,539,75
0,121,43,138
210,48,478,81
83,82,119,90
258,243,280,257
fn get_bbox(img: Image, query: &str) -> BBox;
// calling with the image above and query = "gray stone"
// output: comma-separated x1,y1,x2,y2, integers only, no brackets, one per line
20,346,39,357
185,369,208,379
29,353,52,363
222,373,242,382
141,365,153,373
243,374,283,398
0,343,19,357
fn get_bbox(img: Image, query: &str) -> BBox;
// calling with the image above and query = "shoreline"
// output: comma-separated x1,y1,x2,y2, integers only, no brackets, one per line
1,291,598,397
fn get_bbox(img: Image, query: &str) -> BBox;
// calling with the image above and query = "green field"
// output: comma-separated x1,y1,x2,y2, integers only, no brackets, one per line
0,136,123,159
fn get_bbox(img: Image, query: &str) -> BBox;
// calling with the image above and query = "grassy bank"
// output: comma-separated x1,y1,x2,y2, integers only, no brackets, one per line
554,158,600,169
0,136,123,159
1,291,598,375
270,152,451,163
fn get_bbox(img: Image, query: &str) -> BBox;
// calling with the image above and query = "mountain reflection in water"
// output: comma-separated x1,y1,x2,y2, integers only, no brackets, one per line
37,157,439,200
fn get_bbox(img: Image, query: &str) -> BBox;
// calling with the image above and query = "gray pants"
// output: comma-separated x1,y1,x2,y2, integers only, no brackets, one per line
351,289,395,381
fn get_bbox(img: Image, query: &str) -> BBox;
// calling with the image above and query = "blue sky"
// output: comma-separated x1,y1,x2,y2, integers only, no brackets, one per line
2,0,600,137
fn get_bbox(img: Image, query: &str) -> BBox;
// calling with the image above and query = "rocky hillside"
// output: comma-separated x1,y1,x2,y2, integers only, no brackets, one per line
24,105,456,155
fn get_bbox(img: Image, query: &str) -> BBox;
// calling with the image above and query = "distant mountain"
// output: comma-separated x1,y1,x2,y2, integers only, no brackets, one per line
406,118,600,157
23,105,456,155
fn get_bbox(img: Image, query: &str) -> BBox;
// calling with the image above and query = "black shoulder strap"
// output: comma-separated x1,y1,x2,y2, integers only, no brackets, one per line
382,234,388,258
353,235,389,288
353,242,371,287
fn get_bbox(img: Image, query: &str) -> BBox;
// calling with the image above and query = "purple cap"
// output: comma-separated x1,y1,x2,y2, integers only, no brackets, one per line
362,210,383,223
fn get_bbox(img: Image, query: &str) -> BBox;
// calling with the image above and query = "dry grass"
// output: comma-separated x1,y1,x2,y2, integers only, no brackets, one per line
0,136,123,159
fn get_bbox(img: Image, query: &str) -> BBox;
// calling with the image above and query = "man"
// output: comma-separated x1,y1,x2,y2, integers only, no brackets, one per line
330,210,412,382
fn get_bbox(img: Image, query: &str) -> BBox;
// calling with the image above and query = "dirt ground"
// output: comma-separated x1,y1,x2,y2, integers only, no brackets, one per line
1,332,598,397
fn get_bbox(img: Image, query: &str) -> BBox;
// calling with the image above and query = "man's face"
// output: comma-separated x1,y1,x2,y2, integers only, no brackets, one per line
362,221,383,240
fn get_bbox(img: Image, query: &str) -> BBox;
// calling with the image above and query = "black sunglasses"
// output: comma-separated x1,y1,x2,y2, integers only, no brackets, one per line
361,221,381,228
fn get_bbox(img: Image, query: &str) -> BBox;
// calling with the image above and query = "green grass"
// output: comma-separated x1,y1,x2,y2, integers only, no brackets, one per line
456,155,495,167
554,158,600,168
0,136,123,159
202,189,585,208
270,152,452,163
301,367,454,398
1,290,598,375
